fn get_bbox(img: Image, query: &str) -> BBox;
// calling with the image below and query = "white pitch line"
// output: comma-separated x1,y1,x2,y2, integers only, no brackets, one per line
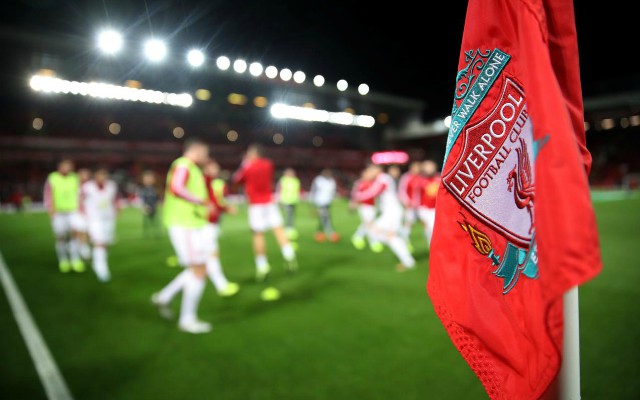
0,251,74,400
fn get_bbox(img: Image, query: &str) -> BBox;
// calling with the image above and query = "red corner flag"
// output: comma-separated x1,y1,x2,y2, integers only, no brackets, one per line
426,0,603,399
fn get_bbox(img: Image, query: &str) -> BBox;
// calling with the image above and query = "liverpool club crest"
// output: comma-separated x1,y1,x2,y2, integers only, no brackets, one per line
443,48,547,294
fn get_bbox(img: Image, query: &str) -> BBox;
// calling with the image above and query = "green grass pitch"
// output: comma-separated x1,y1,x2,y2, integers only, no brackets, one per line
0,195,638,399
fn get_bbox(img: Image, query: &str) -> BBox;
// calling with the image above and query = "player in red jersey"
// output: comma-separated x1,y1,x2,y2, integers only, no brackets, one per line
203,159,240,297
352,163,416,272
397,161,422,249
233,143,297,284
416,159,441,249
349,169,383,252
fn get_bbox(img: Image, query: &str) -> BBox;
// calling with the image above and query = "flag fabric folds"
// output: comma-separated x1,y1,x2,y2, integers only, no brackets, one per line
426,0,602,398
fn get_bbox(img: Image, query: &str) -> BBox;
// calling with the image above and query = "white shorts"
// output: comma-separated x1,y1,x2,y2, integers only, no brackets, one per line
374,206,403,234
202,223,220,254
248,203,283,233
88,218,115,245
358,205,377,224
403,207,418,224
51,212,79,237
72,213,88,232
168,226,209,267
418,207,436,228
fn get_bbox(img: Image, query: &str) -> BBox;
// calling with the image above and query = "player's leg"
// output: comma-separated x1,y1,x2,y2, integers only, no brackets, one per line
360,205,382,252
72,213,91,261
284,204,298,240
67,213,85,272
269,204,297,271
401,208,416,252
318,205,331,235
90,218,114,282
377,210,416,271
249,205,271,281
153,226,210,332
351,213,368,250
178,251,210,334
152,227,191,318
51,213,71,272
177,226,210,333
325,203,339,242
204,223,239,297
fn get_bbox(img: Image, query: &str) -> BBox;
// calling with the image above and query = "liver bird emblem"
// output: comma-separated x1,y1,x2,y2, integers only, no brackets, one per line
506,137,535,233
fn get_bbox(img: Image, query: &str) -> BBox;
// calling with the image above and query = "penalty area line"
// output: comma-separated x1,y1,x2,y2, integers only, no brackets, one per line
0,251,74,400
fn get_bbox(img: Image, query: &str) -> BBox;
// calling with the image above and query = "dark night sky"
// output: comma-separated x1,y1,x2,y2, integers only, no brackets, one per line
1,0,636,120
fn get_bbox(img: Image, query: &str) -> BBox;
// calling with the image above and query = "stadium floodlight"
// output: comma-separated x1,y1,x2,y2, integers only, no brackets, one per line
233,59,247,73
313,75,325,87
279,68,292,81
29,74,193,108
97,30,123,55
265,66,278,79
144,39,167,62
249,62,264,77
293,71,306,84
216,56,231,70
32,118,44,131
270,103,374,127
329,112,354,125
355,115,375,128
187,49,205,67
337,79,348,91
443,115,452,128
357,83,370,95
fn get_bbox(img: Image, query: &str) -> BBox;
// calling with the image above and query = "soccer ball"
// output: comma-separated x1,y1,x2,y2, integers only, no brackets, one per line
260,286,281,301
166,255,179,267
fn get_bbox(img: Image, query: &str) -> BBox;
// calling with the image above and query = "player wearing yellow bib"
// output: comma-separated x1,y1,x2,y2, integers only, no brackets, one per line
151,138,214,334
44,159,85,273
276,168,301,240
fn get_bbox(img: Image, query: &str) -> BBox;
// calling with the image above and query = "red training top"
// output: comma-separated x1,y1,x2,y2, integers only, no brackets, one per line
205,176,228,224
351,178,376,206
233,157,274,205
417,175,441,209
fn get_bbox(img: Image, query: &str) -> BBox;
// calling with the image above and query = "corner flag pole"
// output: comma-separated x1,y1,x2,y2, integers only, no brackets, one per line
559,286,581,400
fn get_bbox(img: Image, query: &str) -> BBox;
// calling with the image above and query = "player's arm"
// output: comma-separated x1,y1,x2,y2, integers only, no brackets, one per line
274,179,282,203
410,178,422,208
232,159,250,185
397,174,410,206
211,184,236,215
353,177,385,203
43,179,55,216
111,182,122,216
170,166,207,205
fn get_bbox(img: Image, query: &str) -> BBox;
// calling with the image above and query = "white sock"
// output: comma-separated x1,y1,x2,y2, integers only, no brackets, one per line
281,244,295,261
365,229,380,246
255,255,269,272
68,239,81,263
55,241,69,263
92,247,110,282
81,242,92,260
206,257,229,292
400,224,411,241
157,270,190,304
354,224,366,238
389,236,416,268
179,270,206,325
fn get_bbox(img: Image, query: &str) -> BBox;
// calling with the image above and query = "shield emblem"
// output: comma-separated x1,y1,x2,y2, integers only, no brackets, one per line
443,78,534,247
